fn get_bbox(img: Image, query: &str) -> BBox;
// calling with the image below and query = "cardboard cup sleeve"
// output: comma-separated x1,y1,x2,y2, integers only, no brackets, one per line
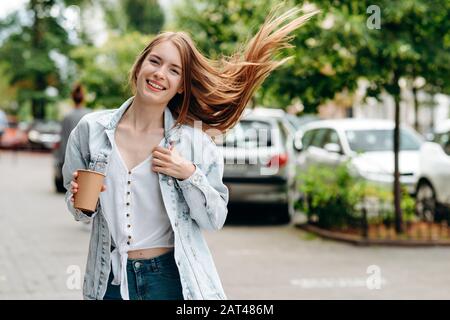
73,169,106,213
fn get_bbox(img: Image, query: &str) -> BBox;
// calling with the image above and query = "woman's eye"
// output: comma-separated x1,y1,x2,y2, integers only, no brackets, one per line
150,59,159,64
171,69,179,75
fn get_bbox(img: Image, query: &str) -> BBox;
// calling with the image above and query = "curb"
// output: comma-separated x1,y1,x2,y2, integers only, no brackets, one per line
296,223,450,247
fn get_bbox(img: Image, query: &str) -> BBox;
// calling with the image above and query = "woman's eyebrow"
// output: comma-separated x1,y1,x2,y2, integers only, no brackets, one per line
149,53,182,70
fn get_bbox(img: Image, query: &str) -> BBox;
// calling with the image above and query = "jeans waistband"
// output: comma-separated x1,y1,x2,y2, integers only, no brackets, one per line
126,249,176,273
110,243,175,265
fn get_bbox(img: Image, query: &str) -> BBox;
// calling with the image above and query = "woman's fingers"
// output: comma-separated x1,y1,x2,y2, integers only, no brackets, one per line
71,171,79,195
70,180,78,195
152,158,167,167
152,150,171,162
100,184,107,192
153,146,171,155
70,180,78,190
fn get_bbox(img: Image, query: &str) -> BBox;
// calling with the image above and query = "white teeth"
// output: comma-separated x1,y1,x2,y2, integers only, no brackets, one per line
146,80,164,90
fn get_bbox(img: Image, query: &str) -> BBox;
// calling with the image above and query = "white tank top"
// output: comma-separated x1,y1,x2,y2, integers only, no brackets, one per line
99,143,174,300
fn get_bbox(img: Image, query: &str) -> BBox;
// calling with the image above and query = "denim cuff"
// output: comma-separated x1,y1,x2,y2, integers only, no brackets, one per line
176,164,204,191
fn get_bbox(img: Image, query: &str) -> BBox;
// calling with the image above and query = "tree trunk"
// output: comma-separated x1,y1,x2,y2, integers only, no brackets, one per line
429,95,435,130
413,86,419,132
31,98,45,120
393,90,403,234
30,0,46,120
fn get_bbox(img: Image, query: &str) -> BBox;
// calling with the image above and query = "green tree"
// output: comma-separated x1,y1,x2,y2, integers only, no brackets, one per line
296,0,450,233
174,0,268,58
174,0,354,113
124,0,164,34
100,0,165,35
0,0,80,119
70,31,150,109
0,63,18,115
409,1,450,130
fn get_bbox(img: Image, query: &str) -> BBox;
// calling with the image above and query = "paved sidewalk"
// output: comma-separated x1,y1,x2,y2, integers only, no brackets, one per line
0,151,90,299
1,151,450,299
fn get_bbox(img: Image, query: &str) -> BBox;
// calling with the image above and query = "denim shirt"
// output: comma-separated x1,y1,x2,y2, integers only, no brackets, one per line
62,97,229,300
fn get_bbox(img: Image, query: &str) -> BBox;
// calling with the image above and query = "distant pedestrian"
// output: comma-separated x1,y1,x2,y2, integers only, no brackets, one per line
57,84,91,166
0,109,8,147
63,6,318,300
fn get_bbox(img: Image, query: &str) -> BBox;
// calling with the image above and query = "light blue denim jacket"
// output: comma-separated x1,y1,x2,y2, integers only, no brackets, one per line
62,97,229,300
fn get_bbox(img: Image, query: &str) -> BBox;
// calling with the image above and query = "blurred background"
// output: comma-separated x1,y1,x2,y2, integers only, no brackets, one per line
0,0,449,300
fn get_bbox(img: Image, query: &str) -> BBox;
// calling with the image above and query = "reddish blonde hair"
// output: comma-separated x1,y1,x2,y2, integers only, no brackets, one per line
129,7,318,133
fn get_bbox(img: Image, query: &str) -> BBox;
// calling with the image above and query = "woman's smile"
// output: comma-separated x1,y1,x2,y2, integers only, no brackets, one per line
145,79,166,92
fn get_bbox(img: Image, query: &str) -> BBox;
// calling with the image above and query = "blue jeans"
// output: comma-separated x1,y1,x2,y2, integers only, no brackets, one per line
103,250,184,300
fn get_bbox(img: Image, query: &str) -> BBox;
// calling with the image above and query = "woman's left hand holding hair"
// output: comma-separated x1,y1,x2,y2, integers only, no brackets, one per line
151,144,196,181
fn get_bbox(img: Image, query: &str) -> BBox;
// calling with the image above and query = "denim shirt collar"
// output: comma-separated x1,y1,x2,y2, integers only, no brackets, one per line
96,96,181,144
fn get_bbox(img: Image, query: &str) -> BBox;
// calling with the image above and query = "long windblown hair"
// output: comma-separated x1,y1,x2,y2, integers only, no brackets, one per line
129,6,318,134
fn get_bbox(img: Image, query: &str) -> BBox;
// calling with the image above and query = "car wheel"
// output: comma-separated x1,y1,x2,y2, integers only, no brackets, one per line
287,179,301,220
274,204,291,224
415,181,437,222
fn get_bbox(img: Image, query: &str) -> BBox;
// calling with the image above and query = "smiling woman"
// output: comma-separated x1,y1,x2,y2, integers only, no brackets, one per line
138,43,184,98
62,5,318,301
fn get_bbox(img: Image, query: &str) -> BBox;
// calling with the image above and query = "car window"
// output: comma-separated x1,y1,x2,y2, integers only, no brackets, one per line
322,129,342,148
278,120,289,144
435,132,450,156
310,128,328,148
32,121,61,133
345,128,422,152
223,120,273,148
301,129,316,149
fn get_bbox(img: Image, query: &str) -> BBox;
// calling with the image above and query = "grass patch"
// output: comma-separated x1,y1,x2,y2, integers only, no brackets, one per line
300,231,318,241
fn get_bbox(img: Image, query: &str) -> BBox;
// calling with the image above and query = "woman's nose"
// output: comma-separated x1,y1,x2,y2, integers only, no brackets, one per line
154,67,167,80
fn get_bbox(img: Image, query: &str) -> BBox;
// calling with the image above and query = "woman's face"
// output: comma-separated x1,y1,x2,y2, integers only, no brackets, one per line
135,40,183,106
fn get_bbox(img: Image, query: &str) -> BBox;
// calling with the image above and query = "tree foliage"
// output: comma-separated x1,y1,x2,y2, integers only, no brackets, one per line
174,0,357,112
70,31,151,109
123,0,164,34
174,0,449,113
0,0,74,119
101,0,165,35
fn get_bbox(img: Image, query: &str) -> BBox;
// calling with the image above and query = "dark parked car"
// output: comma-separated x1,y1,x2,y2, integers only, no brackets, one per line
219,107,299,223
27,120,61,150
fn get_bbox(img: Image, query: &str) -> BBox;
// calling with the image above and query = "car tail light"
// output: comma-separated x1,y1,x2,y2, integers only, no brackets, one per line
266,153,288,168
53,141,60,150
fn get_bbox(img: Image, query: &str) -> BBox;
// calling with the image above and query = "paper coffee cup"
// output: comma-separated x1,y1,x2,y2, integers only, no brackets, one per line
73,169,106,213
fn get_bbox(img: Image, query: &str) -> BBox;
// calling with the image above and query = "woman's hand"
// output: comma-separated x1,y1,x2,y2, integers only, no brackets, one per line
70,171,107,203
151,145,196,180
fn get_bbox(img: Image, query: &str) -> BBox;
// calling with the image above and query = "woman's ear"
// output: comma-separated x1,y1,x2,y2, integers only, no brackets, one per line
177,87,184,94
135,65,141,81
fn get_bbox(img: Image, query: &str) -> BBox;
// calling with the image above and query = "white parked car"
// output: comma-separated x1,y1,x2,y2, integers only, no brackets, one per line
415,120,450,221
294,119,424,194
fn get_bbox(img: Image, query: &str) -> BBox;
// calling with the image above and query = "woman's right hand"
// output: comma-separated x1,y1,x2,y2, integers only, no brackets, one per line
70,171,107,203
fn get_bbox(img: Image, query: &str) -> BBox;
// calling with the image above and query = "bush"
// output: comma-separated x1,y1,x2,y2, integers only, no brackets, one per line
297,162,416,229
